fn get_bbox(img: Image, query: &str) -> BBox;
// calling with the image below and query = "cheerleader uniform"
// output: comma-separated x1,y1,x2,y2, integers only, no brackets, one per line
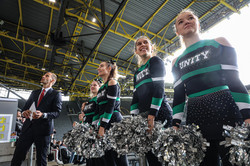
130,56,173,166
172,39,250,166
96,80,128,166
82,96,106,166
83,97,97,124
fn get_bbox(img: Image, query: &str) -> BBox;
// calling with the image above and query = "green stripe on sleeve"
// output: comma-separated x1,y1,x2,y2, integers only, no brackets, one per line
130,103,138,110
92,115,99,121
231,92,250,103
151,97,163,107
85,112,95,116
103,112,112,120
173,102,185,115
99,100,108,105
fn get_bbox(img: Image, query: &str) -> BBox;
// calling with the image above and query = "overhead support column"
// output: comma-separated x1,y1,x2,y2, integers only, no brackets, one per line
67,0,128,92
100,0,106,28
49,0,69,71
219,0,239,13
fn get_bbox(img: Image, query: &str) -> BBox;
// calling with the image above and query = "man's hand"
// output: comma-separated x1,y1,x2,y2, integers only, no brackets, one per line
147,115,155,134
33,110,43,119
22,110,32,119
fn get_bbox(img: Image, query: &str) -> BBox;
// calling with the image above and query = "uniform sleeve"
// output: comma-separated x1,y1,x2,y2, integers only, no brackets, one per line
100,84,119,128
92,101,100,127
148,56,166,117
172,64,186,127
224,71,250,120
130,75,139,115
222,47,250,120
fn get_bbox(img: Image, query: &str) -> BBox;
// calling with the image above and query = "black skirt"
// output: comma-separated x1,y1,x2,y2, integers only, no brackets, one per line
186,89,243,140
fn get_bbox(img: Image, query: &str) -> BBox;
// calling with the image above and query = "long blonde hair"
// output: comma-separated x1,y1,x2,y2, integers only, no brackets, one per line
134,36,157,67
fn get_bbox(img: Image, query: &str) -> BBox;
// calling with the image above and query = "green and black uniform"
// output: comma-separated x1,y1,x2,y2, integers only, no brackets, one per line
83,97,97,124
95,81,123,129
130,56,172,124
172,39,250,166
130,56,172,166
95,80,128,166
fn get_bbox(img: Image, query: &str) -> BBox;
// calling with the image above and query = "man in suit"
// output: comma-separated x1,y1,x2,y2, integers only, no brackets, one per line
11,72,62,166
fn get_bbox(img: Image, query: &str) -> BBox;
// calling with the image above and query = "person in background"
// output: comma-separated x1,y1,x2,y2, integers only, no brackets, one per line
59,142,71,164
11,72,62,166
80,79,105,166
130,36,173,166
15,109,23,138
172,9,250,166
96,60,128,166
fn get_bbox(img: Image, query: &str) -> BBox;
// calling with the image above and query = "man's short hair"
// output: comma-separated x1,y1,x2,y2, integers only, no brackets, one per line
48,72,57,85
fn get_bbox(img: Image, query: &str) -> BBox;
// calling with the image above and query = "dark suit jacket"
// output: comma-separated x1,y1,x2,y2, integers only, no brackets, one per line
21,88,62,136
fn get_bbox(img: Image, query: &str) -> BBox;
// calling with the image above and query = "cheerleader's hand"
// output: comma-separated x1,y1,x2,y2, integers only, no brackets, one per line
244,118,250,125
147,115,155,134
81,102,87,111
173,126,179,130
98,126,105,138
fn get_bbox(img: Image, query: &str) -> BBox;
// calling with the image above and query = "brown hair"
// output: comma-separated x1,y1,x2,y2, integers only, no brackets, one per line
105,60,118,82
90,79,102,97
134,36,157,67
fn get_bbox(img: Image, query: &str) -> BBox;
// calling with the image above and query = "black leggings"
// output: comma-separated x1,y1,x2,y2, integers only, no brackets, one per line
104,149,128,166
145,151,162,166
200,140,236,166
87,157,107,166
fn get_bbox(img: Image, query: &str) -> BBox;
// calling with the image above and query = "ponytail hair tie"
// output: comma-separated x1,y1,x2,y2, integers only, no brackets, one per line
94,78,103,84
107,59,116,64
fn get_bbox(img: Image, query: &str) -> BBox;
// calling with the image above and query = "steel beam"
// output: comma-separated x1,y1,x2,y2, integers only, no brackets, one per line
49,0,69,71
68,0,129,91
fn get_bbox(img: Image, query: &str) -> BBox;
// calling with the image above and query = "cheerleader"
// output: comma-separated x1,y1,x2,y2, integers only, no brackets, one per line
96,60,128,166
131,36,173,166
172,9,250,166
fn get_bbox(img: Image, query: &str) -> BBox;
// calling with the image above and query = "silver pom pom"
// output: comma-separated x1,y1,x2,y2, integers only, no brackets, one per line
220,123,250,166
106,116,163,157
152,125,208,166
63,122,109,158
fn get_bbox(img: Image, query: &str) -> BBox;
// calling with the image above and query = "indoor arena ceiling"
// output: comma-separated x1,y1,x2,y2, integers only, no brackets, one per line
0,0,249,97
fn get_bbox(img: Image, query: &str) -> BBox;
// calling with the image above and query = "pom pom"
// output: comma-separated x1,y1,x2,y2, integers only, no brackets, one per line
220,123,250,166
152,125,208,166
63,122,109,158
106,116,163,157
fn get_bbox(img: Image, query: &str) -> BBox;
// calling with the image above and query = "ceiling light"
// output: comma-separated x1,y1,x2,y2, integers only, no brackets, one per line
92,18,96,22
44,44,49,48
76,54,78,57
0,20,4,25
66,74,69,77
49,0,56,3
41,68,46,71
